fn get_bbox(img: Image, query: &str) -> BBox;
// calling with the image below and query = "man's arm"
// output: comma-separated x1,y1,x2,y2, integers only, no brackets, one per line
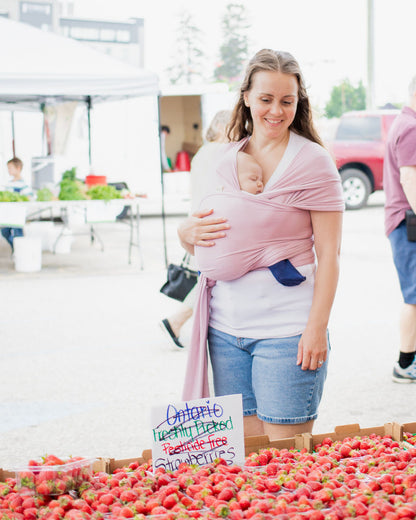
400,166,416,213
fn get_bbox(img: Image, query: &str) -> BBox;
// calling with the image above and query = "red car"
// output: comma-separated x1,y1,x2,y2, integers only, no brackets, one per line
327,109,399,209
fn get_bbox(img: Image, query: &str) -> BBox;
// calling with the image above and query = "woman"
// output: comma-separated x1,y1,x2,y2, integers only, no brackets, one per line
178,49,344,440
160,110,232,348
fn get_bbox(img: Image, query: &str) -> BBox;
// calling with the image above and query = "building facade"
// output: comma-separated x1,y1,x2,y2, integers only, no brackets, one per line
0,0,144,67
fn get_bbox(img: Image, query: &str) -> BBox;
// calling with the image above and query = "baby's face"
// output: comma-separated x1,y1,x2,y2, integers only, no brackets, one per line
239,160,264,194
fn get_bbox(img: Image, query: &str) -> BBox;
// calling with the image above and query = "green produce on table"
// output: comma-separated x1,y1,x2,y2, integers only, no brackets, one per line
0,190,29,202
58,179,87,200
61,167,78,182
36,187,54,201
87,184,123,201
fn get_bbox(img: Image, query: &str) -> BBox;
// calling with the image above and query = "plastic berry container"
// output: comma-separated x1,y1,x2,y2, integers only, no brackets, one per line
13,456,96,495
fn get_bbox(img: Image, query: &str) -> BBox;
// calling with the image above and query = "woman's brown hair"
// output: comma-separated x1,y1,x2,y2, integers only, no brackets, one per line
227,49,323,147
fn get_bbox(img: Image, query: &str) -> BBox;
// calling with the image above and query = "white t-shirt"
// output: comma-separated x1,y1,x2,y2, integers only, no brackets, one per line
209,132,315,339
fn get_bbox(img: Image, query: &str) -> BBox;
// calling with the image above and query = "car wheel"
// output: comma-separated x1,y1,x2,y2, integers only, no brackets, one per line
340,168,372,210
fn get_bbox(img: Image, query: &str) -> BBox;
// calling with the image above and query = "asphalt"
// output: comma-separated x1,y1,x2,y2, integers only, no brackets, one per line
1,192,415,470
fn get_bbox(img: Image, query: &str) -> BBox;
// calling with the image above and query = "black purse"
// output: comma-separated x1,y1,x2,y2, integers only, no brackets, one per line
406,209,416,242
160,253,198,302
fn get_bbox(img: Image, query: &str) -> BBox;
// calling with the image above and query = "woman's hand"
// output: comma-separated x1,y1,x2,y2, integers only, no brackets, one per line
297,326,328,370
177,208,230,254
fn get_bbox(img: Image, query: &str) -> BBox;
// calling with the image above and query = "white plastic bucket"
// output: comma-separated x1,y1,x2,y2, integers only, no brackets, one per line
13,237,42,272
24,222,56,251
52,227,73,254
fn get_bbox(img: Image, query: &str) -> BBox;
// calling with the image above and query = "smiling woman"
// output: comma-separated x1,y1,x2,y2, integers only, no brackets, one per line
178,48,344,442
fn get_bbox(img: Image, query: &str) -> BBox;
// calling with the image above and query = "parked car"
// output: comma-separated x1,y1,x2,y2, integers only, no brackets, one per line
327,109,399,209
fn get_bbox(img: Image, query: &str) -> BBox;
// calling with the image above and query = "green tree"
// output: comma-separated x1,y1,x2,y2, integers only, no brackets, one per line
214,3,250,86
166,11,206,85
325,79,366,118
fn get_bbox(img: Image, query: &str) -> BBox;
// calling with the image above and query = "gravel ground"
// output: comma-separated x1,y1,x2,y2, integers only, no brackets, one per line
1,191,415,470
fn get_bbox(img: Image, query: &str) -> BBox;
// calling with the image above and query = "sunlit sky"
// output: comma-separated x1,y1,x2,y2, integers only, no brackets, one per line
70,0,415,110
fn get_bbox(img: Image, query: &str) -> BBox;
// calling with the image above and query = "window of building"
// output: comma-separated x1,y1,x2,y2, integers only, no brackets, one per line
116,30,130,43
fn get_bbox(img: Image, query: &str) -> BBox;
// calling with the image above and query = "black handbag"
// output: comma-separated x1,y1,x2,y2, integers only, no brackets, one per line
406,209,416,242
160,253,198,302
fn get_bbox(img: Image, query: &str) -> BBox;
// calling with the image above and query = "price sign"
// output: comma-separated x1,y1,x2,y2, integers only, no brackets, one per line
151,394,244,471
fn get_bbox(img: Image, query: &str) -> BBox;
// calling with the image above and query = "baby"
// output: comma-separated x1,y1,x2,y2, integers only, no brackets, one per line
237,151,264,194
197,150,305,287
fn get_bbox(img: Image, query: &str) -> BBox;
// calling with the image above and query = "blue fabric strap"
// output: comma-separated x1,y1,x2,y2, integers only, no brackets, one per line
268,259,306,287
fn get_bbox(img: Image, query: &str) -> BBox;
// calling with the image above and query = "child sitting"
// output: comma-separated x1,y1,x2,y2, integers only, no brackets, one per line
1,157,27,251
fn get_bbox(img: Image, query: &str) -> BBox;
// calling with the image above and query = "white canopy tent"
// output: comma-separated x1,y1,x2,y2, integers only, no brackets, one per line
0,17,159,107
0,17,173,263
0,16,160,166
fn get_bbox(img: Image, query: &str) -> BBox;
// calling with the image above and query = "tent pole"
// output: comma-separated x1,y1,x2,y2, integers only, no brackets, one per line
157,94,168,269
86,96,92,167
11,111,16,157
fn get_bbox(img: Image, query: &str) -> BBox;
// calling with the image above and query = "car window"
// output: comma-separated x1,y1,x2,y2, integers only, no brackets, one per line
336,116,381,141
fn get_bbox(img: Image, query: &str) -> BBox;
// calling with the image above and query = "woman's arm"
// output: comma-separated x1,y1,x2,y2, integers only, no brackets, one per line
177,208,230,255
297,210,343,370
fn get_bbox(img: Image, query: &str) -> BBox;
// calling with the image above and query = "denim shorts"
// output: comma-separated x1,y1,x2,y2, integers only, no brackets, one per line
208,327,329,424
389,220,416,304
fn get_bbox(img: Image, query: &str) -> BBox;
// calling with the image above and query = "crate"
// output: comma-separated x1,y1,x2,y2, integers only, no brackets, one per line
244,434,300,456
299,422,397,452
1,422,415,483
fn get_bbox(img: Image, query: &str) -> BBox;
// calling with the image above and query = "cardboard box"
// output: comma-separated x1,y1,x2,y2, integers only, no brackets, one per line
106,449,152,474
298,422,397,452
244,434,299,456
398,421,416,438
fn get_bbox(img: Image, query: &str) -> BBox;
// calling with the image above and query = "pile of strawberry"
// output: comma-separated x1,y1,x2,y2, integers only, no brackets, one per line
1,433,416,520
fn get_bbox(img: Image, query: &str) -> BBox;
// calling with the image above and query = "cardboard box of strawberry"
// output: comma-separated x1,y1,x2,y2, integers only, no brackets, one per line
2,428,416,519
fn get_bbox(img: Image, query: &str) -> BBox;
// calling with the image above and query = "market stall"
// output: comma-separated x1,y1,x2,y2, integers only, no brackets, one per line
0,17,160,268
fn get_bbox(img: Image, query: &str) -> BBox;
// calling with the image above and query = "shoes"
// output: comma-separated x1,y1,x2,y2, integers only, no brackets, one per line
159,319,184,349
392,361,416,383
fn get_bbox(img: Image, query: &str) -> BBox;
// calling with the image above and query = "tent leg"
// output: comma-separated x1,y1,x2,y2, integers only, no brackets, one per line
11,111,16,157
87,96,92,167
158,94,168,269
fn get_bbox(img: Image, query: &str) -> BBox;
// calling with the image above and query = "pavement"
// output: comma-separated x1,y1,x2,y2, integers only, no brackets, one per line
1,191,416,469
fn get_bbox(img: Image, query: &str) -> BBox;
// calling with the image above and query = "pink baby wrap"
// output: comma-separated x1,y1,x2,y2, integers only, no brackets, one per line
182,134,344,400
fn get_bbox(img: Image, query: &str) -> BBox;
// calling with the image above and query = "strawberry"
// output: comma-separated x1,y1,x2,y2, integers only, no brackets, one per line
119,505,134,518
162,493,179,510
36,481,54,495
119,490,137,503
217,487,235,501
43,455,65,466
22,507,37,520
214,503,230,517
98,493,114,506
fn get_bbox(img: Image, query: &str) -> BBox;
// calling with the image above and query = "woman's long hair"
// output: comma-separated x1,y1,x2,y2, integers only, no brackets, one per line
227,49,323,147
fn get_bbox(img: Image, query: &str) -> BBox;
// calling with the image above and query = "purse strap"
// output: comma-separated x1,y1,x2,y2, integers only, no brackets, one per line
180,252,191,267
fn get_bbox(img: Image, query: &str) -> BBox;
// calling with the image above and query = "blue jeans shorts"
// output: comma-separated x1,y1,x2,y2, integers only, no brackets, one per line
389,220,416,304
208,327,329,424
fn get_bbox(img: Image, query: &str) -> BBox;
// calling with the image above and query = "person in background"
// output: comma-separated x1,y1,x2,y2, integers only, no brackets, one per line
177,49,344,440
384,75,416,383
1,157,27,251
159,110,232,349
160,125,172,172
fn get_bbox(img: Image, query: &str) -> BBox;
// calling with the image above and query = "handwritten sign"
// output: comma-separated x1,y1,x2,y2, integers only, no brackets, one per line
151,394,244,471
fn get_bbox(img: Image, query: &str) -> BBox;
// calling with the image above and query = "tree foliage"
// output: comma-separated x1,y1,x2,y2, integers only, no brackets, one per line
325,79,366,118
166,11,206,85
214,3,250,86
